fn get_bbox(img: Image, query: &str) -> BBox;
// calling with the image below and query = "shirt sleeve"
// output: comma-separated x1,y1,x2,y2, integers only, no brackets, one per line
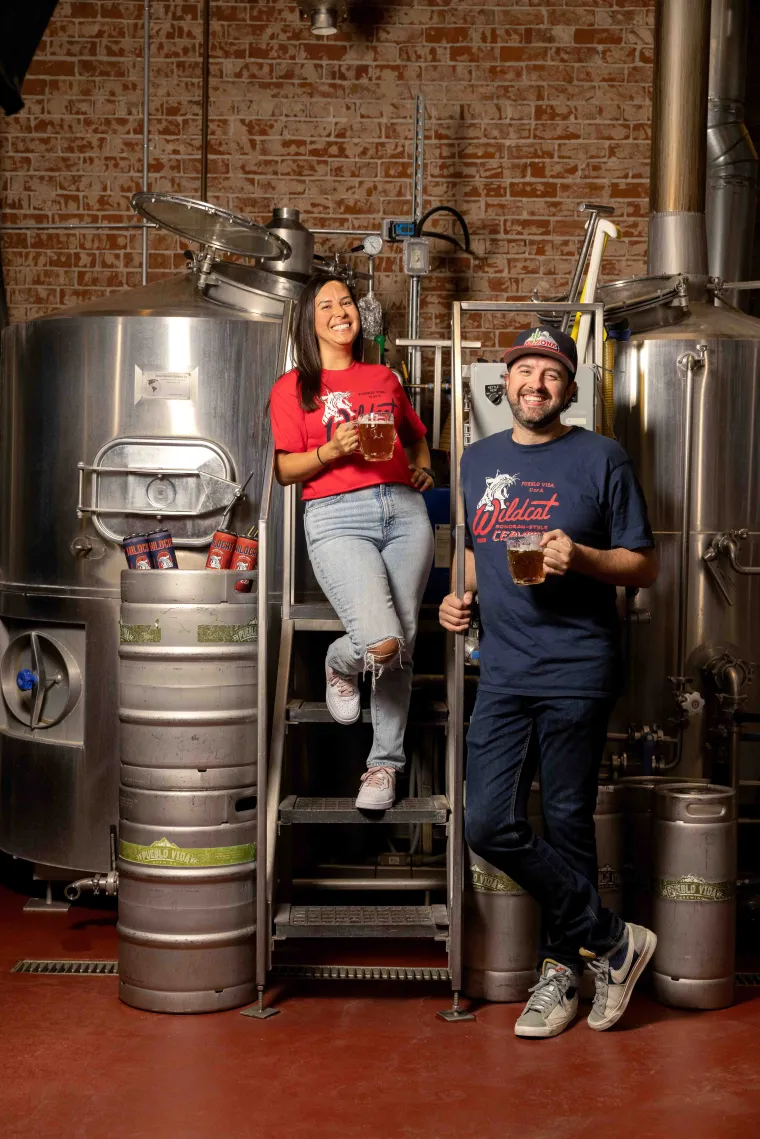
269,376,308,454
607,459,655,550
394,374,427,447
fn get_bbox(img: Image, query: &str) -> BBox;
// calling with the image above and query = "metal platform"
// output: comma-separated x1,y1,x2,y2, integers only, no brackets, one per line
279,794,449,824
274,903,449,939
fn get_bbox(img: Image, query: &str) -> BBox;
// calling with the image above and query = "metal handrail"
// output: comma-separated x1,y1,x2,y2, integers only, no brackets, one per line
447,299,606,1010
396,337,481,449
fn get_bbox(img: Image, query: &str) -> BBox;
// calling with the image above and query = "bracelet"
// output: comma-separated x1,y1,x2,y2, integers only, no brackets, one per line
316,445,326,466
420,466,436,485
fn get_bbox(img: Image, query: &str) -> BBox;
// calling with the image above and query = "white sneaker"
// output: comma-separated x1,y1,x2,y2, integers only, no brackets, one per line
325,663,360,725
355,766,396,811
587,922,657,1031
514,960,579,1039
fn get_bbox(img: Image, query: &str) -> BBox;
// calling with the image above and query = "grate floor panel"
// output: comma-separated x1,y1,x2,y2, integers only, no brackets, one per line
12,960,118,975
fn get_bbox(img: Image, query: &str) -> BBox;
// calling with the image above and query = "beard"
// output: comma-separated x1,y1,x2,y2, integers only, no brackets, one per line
506,387,566,430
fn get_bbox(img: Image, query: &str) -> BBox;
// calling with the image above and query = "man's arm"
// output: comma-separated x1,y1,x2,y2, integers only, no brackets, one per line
439,548,478,633
541,530,658,587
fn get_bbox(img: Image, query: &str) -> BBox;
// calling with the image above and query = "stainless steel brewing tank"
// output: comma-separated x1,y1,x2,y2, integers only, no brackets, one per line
0,269,291,872
613,303,760,776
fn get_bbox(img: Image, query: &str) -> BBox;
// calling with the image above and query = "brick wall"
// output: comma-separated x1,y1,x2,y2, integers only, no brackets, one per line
0,0,655,352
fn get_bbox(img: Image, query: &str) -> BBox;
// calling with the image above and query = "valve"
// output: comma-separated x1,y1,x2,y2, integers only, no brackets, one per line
678,691,706,716
16,668,38,692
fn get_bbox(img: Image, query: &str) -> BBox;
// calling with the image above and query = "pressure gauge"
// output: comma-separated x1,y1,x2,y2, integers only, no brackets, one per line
362,235,383,256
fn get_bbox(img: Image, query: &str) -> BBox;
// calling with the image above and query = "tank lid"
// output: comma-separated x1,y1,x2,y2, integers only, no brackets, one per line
131,192,290,261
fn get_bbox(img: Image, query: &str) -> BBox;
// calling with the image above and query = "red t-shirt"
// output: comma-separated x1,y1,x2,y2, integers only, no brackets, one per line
269,360,427,500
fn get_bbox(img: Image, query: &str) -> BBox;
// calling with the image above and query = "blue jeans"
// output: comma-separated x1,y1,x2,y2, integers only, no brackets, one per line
465,690,625,971
304,484,434,770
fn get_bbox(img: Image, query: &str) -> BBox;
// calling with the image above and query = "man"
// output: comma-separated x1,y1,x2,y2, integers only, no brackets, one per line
440,326,658,1039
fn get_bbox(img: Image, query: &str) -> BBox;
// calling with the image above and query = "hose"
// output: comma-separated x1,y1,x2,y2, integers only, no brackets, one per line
414,205,471,253
602,338,615,437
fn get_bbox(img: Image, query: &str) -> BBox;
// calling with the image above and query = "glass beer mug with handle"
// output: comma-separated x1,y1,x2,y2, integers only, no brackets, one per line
506,531,546,586
358,410,396,462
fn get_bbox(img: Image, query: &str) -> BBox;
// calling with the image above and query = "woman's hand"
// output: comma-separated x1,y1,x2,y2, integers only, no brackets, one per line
324,420,360,460
409,465,434,492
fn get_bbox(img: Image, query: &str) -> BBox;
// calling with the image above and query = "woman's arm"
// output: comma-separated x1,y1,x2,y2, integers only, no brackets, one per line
405,436,434,492
275,420,359,486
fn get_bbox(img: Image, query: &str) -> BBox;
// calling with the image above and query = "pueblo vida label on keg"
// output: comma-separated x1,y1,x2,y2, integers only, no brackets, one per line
657,874,735,903
119,837,256,868
470,863,524,895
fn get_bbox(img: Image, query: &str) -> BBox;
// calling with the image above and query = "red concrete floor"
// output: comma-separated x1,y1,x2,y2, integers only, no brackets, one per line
1,880,760,1139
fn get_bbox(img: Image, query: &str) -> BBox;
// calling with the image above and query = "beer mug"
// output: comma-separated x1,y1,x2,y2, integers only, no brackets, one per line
506,531,546,586
358,410,396,462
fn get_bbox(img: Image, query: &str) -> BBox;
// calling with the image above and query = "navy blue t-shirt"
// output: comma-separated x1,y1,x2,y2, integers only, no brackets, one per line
461,427,654,698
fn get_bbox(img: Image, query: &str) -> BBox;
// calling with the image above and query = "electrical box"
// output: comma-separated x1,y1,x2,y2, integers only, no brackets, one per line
468,362,598,444
402,237,430,276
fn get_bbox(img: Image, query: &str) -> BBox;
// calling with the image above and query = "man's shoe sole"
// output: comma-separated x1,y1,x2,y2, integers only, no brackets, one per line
587,929,657,1032
514,1009,577,1039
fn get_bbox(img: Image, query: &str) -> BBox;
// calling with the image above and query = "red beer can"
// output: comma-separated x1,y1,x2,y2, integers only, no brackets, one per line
231,534,258,571
206,528,237,570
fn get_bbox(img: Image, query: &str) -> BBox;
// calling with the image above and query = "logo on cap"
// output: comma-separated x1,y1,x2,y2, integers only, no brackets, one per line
524,329,560,352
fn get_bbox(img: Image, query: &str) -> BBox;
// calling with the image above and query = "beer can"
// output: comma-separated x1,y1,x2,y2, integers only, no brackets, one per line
206,528,237,570
123,533,153,570
147,528,178,570
231,534,258,572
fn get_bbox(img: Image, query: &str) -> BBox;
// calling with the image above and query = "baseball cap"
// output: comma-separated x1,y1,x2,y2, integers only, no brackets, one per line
502,326,577,377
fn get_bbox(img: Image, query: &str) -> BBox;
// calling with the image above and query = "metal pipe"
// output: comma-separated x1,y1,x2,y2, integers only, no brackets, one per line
256,436,274,1001
311,228,382,237
706,0,758,309
676,348,705,681
648,0,711,288
723,664,744,789
142,0,151,285
200,0,210,200
0,224,156,232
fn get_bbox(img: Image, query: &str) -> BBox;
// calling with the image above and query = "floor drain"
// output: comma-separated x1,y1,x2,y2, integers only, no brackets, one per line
12,959,118,975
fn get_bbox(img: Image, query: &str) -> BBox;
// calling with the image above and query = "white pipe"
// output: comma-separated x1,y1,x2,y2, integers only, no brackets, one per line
575,219,619,364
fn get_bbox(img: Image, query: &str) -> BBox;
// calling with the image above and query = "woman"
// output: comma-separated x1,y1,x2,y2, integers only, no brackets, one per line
269,275,435,810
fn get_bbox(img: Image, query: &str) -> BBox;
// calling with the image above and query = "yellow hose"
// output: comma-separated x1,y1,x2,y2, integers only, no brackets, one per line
602,338,615,438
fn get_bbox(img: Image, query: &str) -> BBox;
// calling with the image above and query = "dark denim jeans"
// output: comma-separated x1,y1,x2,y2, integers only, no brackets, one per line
464,689,625,972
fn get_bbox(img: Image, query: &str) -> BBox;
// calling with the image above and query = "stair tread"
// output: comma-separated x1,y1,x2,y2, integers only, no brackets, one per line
280,794,449,824
286,699,448,725
274,903,449,939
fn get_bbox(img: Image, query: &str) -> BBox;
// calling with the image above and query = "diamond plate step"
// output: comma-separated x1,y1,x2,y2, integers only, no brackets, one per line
286,699,448,725
279,794,449,824
274,903,449,939
271,963,451,982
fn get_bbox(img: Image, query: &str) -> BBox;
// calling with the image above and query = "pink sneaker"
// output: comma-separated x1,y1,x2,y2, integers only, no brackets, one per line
355,766,396,811
325,662,360,725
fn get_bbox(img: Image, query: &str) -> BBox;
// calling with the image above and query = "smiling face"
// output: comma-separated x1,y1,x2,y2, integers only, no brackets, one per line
313,279,361,355
505,354,576,430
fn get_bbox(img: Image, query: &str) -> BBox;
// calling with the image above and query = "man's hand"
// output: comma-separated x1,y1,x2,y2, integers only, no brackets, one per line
540,529,576,576
409,464,434,492
439,590,473,633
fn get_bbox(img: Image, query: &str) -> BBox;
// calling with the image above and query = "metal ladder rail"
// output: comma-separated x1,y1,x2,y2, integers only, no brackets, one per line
443,299,605,1020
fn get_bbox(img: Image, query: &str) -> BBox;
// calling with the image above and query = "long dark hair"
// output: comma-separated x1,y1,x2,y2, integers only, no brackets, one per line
291,274,364,412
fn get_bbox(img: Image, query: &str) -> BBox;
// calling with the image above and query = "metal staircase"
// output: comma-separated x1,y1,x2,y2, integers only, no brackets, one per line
250,445,471,1021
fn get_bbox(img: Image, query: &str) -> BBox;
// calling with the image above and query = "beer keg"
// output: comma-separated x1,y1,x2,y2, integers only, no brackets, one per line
651,783,737,1010
618,776,709,928
463,787,542,1002
594,783,624,917
117,569,258,1013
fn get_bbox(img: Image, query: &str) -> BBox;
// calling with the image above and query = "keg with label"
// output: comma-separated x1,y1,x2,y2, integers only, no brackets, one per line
463,787,542,1002
594,783,624,917
651,783,736,1010
117,569,258,1013
618,776,709,928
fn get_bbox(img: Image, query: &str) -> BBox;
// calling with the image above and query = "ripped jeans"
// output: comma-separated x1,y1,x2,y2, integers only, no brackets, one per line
304,484,434,770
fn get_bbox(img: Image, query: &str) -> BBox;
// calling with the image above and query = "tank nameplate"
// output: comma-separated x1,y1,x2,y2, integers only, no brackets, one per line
470,864,524,894
656,875,735,903
120,622,161,644
598,864,623,891
197,620,257,644
119,836,255,867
